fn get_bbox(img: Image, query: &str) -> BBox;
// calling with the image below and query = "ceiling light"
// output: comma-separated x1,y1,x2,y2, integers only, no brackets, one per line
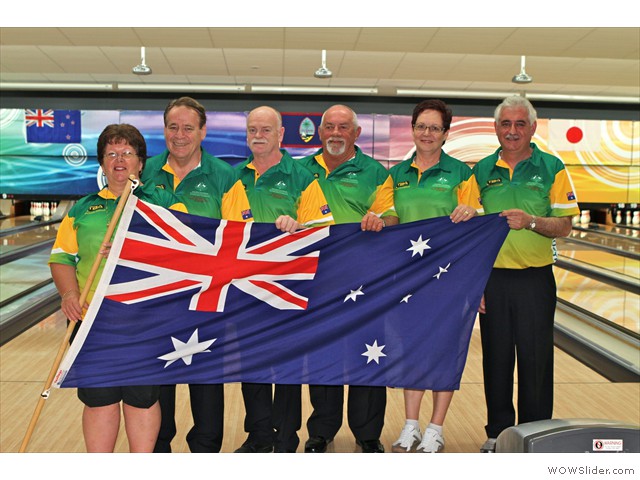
314,50,332,79
0,82,115,91
116,83,246,93
251,86,377,95
395,88,639,104
132,47,152,76
396,89,513,99
512,55,533,84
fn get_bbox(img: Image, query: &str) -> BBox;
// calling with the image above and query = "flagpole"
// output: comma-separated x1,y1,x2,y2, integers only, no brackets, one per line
19,176,138,453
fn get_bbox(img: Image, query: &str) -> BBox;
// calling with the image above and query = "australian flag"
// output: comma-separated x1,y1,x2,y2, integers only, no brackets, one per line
53,195,509,390
25,109,81,143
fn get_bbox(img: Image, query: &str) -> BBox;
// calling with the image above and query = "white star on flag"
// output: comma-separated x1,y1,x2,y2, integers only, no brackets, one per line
407,235,431,257
433,263,451,279
361,340,387,364
400,294,412,303
158,329,217,367
344,285,365,302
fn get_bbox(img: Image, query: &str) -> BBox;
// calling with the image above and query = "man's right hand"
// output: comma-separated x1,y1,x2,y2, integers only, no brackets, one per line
275,215,301,233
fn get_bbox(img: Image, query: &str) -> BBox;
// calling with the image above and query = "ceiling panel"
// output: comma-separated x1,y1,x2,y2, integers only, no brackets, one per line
0,27,637,101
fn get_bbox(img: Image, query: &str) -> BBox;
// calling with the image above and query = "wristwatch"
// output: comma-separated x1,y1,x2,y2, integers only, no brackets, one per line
527,216,537,230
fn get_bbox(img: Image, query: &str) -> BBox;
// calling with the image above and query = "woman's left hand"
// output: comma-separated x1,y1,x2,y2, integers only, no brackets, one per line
450,204,477,223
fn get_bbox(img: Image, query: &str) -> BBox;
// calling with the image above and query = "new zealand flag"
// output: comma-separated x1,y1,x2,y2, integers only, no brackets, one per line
25,109,81,144
53,195,509,390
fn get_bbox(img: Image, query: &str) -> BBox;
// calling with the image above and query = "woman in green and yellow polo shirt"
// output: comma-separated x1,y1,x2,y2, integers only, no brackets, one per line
49,124,185,453
389,100,480,454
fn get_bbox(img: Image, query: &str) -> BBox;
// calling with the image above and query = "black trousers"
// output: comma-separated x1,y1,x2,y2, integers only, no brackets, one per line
480,266,556,439
153,384,224,453
306,385,386,441
241,382,301,452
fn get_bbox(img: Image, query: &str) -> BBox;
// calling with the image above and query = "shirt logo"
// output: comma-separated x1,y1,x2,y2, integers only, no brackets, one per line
88,204,105,212
242,209,254,220
195,182,207,191
432,176,452,192
567,191,576,201
321,204,331,215
156,184,166,190
395,181,410,189
487,178,502,186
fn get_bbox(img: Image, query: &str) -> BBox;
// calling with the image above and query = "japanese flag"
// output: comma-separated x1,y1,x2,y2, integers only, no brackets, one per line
548,119,601,152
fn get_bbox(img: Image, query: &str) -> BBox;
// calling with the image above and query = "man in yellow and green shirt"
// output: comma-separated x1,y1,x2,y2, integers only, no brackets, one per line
468,96,579,453
298,105,397,454
234,106,332,454
141,97,252,454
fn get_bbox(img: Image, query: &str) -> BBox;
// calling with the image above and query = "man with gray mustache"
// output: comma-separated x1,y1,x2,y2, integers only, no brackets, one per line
298,104,398,453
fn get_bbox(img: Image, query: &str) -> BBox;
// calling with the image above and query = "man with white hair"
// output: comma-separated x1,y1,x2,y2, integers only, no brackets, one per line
299,104,397,453
470,95,579,452
233,105,333,453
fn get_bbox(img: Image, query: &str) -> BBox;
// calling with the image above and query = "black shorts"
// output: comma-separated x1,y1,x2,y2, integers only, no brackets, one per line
77,386,160,408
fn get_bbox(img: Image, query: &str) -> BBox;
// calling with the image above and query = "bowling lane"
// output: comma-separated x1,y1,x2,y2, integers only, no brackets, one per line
555,235,639,335
0,221,59,258
0,250,53,305
563,227,640,257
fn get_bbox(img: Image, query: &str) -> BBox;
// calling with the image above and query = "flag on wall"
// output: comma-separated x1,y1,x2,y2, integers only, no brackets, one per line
53,195,509,390
25,109,81,143
548,119,602,152
281,113,322,148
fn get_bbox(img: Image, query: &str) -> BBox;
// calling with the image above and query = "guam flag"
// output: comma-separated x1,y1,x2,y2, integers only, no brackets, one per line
53,195,509,390
281,113,322,148
25,109,81,144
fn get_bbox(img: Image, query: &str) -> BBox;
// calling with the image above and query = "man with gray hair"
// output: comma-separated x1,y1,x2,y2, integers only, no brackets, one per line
299,104,398,453
468,95,579,452
234,105,333,453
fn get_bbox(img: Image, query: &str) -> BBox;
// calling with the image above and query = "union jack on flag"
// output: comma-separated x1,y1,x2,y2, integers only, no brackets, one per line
53,193,509,390
105,199,329,311
25,109,55,128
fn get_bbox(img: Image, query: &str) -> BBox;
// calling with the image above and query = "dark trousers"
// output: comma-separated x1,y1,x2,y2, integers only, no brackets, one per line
306,385,386,441
153,384,224,453
241,382,301,452
480,266,556,439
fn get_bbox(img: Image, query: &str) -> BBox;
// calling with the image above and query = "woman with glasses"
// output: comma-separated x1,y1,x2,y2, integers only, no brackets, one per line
389,100,479,453
49,124,185,452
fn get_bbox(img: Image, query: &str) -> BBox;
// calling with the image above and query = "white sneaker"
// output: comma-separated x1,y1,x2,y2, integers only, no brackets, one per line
480,438,497,453
416,428,445,453
392,424,422,452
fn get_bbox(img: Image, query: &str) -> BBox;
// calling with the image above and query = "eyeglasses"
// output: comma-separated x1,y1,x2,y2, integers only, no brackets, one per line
413,124,446,134
105,151,138,161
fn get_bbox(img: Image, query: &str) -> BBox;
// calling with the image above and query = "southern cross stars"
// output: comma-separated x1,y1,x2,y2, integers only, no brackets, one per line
407,235,431,257
433,262,451,279
344,285,365,302
362,340,387,364
158,329,217,367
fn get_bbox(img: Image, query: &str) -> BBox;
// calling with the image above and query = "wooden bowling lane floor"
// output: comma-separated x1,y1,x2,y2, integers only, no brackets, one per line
1,310,638,454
